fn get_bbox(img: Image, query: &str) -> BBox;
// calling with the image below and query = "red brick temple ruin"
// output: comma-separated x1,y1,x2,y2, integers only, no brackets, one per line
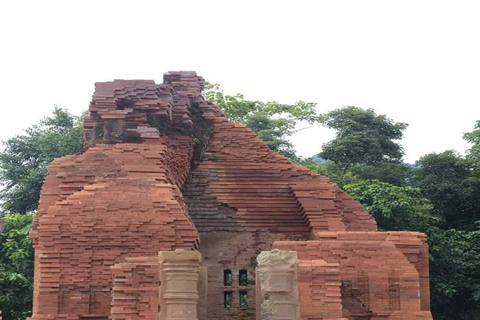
29,71,433,320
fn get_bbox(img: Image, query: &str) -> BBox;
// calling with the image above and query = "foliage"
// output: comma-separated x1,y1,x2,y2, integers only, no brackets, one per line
296,158,343,183
0,213,34,320
319,106,407,174
302,161,414,188
413,150,480,230
344,180,435,231
428,228,480,320
0,107,83,214
245,113,297,159
464,120,480,168
347,162,415,186
204,82,319,158
410,149,480,319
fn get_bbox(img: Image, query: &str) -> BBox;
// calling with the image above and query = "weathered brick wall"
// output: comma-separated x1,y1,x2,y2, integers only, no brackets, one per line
297,260,343,320
311,231,431,313
274,233,433,320
30,72,219,320
30,142,199,319
382,232,431,312
110,257,159,320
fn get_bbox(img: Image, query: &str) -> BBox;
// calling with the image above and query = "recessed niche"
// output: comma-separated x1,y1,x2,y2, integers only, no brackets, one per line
224,270,233,286
239,291,248,309
224,291,233,309
239,269,248,286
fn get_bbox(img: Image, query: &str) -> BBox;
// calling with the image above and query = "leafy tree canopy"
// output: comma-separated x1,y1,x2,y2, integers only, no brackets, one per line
344,180,435,231
428,228,480,320
204,82,319,158
319,106,408,174
464,120,480,171
0,213,34,320
413,150,480,230
0,107,83,214
346,162,415,186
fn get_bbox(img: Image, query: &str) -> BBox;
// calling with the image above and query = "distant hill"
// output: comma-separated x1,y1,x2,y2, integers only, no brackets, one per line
404,162,419,168
310,155,330,164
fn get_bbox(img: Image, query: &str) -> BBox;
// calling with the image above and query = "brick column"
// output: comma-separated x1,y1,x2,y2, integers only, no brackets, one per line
256,249,300,320
158,250,202,320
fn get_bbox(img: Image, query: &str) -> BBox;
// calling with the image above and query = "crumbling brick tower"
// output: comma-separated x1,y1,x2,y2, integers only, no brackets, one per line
30,71,433,320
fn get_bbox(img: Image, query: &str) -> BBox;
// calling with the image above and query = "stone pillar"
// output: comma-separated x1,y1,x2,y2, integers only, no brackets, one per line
256,249,300,320
158,249,202,320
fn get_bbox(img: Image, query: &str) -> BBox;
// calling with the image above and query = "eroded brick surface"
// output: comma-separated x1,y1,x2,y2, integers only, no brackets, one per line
110,257,159,320
30,72,215,320
30,71,433,320
274,232,433,320
297,259,343,320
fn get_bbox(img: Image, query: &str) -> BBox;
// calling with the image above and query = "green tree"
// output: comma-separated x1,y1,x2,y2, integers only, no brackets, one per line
411,147,480,319
0,107,83,214
0,213,34,320
427,228,480,320
347,162,415,186
413,150,480,230
319,106,408,175
464,120,480,169
204,82,319,158
344,180,434,231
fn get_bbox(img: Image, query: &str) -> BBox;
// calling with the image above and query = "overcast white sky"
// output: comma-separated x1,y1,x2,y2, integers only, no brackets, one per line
1,0,479,163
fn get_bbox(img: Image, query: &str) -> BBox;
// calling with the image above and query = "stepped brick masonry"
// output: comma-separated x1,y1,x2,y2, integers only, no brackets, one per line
29,71,433,320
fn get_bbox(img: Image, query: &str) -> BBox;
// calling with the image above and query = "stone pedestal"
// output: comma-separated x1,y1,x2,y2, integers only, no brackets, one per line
158,250,202,320
256,249,300,320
